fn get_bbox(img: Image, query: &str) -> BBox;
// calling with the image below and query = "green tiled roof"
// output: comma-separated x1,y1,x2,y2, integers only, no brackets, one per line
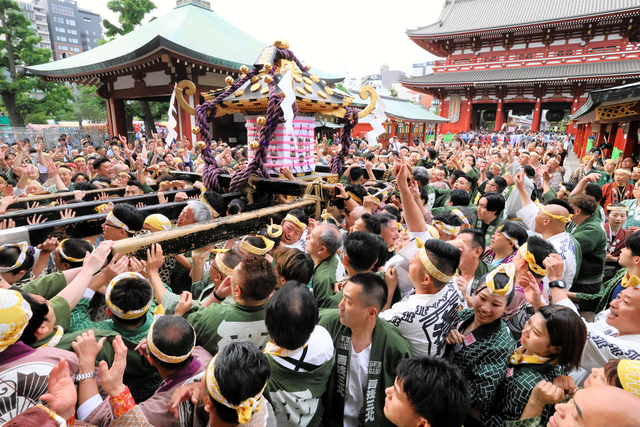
27,4,343,83
352,94,448,123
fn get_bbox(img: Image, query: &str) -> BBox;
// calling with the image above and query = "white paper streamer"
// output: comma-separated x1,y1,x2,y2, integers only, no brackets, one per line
367,97,388,143
278,70,296,137
166,83,178,145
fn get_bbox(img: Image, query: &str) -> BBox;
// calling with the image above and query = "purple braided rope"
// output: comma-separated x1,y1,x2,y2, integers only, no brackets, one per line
229,48,305,195
196,68,259,192
330,107,360,174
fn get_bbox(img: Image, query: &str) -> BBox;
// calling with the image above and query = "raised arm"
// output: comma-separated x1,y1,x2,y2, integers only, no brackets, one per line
398,164,426,232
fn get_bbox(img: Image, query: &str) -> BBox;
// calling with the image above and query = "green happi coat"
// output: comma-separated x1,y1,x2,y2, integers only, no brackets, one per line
186,302,270,355
475,215,504,247
483,361,563,427
319,309,413,427
265,352,334,427
310,255,341,309
623,198,640,228
448,308,515,413
162,270,217,314
29,296,70,348
576,267,628,314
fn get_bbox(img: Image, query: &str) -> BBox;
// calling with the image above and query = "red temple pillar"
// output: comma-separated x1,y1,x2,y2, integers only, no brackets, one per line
495,99,505,131
531,98,542,132
462,99,472,131
106,97,127,138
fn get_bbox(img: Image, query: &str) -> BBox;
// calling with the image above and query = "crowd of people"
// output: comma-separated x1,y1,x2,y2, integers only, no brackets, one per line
1,128,640,427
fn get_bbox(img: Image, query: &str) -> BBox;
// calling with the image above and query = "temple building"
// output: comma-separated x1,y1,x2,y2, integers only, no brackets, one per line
400,0,640,135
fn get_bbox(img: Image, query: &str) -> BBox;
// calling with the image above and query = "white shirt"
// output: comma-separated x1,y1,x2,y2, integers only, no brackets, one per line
268,325,334,373
344,342,371,427
517,203,577,288
379,283,463,357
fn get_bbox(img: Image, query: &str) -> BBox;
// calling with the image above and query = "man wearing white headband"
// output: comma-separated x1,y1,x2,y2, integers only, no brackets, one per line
82,316,212,427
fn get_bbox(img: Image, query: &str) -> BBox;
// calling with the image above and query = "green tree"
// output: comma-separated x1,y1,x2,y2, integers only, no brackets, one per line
75,85,109,123
0,0,71,127
102,0,158,137
336,83,349,94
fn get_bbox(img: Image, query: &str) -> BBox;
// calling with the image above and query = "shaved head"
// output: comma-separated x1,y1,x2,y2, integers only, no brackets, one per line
543,204,570,221
556,386,640,427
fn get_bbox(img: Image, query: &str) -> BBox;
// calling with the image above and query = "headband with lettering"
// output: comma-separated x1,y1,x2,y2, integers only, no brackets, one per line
518,243,546,277
0,289,32,353
106,211,130,232
105,272,153,319
621,272,640,289
240,236,274,256
58,239,93,263
483,263,515,297
607,205,629,212
147,317,196,364
200,191,221,218
451,208,470,226
618,359,640,398
415,238,454,283
616,168,632,176
347,191,362,203
0,242,31,273
536,202,572,224
496,225,520,249
206,354,267,424
211,249,234,277
267,224,283,239
283,214,307,232
432,220,460,236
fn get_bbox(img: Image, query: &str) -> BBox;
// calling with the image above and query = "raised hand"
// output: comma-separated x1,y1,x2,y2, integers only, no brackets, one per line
60,208,76,220
40,358,77,420
26,213,47,225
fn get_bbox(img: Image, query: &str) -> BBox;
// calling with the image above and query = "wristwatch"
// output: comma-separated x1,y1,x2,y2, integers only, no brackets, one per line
75,371,95,382
548,280,566,289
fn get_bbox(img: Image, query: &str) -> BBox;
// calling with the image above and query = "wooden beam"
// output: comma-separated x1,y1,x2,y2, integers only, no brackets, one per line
315,164,388,180
0,189,200,226
169,172,337,198
21,192,244,245
111,200,317,259
7,185,159,210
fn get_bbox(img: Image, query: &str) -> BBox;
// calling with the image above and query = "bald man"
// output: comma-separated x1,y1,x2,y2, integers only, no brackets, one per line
545,386,640,427
513,173,578,289
546,158,562,192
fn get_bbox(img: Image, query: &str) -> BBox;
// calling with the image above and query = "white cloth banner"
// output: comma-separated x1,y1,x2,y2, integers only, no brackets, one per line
166,83,178,145
367,97,388,143
278,70,296,137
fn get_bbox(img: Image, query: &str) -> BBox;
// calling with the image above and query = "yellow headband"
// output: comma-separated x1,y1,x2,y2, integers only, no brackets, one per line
284,214,307,232
59,167,72,174
321,209,339,225
0,242,29,273
621,272,640,289
425,224,440,240
206,354,267,424
559,184,568,194
608,205,629,212
605,159,616,164
34,405,67,427
483,263,515,297
117,171,130,178
616,168,632,176
347,191,362,203
213,251,234,277
240,236,274,256
536,202,572,224
415,238,454,283
144,214,172,231
267,224,283,239
496,225,520,249
451,208,469,226
490,162,502,169
519,243,546,276
147,317,196,364
58,239,93,263
106,211,130,232
105,272,153,319
618,359,640,398
0,289,32,353
200,194,221,218
432,220,460,236
520,152,530,157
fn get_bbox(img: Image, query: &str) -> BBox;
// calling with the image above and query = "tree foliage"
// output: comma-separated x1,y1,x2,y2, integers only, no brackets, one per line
75,85,108,123
102,0,156,39
0,0,74,127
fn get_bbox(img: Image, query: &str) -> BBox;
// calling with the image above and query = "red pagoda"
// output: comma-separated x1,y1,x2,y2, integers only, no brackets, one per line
400,1,640,135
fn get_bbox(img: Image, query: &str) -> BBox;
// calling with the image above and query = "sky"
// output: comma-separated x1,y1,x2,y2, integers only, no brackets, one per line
82,0,445,80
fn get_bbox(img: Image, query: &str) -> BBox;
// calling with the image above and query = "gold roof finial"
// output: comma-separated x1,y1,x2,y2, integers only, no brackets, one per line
274,37,289,50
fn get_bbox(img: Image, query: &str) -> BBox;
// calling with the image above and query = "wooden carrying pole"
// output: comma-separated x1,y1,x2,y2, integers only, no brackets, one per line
7,184,160,210
111,200,317,259
0,188,200,226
